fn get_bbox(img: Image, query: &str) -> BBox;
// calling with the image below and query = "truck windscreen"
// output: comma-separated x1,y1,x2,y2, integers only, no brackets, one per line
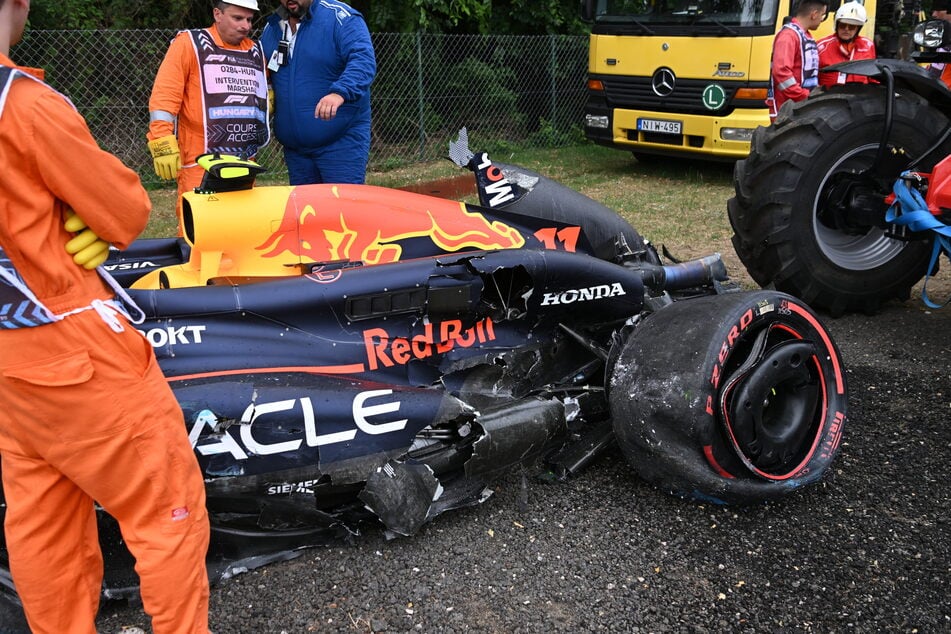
593,0,780,30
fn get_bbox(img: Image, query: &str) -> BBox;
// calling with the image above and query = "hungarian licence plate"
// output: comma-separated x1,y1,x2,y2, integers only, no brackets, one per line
637,118,682,134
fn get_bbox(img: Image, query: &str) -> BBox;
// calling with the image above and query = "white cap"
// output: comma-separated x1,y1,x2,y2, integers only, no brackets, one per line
223,0,260,11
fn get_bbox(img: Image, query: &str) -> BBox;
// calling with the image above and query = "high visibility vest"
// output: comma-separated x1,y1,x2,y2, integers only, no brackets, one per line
186,29,270,158
768,21,820,99
766,20,819,120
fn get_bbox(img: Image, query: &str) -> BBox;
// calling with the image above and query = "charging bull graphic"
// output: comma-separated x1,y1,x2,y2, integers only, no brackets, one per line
124,134,557,290
256,185,525,265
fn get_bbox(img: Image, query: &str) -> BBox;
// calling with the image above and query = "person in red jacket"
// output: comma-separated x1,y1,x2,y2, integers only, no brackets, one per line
767,0,830,121
817,2,876,87
0,0,210,631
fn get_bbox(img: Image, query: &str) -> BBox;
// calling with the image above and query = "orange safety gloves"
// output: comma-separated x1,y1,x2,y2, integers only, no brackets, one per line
64,210,111,270
148,135,182,181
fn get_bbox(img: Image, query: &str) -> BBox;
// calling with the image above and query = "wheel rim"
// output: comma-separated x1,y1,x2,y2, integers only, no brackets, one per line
718,324,827,480
813,143,908,270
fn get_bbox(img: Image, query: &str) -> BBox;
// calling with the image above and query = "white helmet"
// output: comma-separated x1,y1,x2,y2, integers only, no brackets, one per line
835,1,867,26
224,0,260,11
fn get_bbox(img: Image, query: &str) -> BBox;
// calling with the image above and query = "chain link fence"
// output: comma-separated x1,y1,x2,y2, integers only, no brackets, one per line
11,30,588,184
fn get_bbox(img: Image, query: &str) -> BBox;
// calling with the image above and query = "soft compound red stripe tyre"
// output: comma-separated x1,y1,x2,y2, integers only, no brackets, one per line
609,290,847,504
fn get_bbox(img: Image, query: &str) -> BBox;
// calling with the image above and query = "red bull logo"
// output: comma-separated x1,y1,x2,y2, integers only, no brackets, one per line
363,318,497,371
256,184,525,265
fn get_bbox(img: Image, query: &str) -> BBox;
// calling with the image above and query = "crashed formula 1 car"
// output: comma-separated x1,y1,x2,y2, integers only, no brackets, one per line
0,132,847,599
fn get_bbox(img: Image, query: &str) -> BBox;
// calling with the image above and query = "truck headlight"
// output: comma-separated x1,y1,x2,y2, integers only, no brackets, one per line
720,128,755,142
914,20,946,50
585,114,610,129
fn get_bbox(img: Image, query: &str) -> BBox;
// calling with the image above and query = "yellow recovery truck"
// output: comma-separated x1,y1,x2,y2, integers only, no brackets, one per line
581,0,912,160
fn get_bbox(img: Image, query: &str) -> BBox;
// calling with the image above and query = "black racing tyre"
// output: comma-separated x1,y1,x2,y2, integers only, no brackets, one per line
728,85,949,315
608,290,847,504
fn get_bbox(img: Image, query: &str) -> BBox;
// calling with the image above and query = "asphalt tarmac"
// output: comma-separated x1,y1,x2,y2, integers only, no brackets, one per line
1,299,948,633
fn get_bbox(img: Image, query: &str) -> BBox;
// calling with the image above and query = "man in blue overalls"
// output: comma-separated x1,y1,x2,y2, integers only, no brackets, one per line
261,0,377,185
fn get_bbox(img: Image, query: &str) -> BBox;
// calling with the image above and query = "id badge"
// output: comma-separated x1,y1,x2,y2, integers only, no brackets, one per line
268,50,281,72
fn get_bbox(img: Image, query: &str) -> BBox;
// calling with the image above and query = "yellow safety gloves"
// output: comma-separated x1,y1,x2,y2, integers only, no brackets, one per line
148,135,182,181
64,210,110,270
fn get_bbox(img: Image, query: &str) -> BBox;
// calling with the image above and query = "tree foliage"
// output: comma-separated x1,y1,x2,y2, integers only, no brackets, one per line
28,0,196,29
365,0,586,34
27,0,587,34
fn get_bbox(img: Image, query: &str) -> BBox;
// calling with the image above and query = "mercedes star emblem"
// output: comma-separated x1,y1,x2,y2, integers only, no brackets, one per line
652,68,676,97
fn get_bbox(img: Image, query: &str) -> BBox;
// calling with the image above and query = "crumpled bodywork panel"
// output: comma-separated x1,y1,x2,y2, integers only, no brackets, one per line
466,398,567,478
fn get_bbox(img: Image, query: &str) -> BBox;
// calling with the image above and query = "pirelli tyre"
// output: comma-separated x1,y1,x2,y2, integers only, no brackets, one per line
608,290,847,505
728,85,949,315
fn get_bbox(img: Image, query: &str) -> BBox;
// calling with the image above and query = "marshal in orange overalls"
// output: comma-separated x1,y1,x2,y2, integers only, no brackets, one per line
147,24,264,200
0,52,210,634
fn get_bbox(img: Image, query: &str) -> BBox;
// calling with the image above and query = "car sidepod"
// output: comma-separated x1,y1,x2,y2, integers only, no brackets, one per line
133,248,647,541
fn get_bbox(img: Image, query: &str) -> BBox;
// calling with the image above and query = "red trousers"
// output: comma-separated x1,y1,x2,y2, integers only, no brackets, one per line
0,310,210,633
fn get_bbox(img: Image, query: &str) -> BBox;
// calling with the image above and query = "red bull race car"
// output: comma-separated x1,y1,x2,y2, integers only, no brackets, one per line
0,131,847,600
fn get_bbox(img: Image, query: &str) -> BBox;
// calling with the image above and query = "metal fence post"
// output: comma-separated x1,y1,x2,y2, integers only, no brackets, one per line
550,34,557,130
417,31,425,162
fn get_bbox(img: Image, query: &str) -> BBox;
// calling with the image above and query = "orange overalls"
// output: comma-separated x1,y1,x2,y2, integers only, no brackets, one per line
0,54,210,633
147,25,260,200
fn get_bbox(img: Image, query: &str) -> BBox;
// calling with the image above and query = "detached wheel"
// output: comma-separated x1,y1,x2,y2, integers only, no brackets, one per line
609,291,847,504
729,85,948,315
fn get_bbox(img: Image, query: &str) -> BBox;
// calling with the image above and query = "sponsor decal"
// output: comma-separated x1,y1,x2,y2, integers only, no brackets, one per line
188,390,407,461
818,411,845,461
363,318,496,371
139,324,206,347
540,283,625,306
267,479,322,495
708,307,755,390
103,260,157,271
474,153,516,207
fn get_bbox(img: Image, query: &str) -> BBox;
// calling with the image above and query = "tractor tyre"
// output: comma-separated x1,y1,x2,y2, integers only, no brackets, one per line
728,85,950,315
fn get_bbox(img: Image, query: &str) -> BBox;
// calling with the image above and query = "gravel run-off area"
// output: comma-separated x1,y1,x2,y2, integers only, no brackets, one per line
1,298,948,633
